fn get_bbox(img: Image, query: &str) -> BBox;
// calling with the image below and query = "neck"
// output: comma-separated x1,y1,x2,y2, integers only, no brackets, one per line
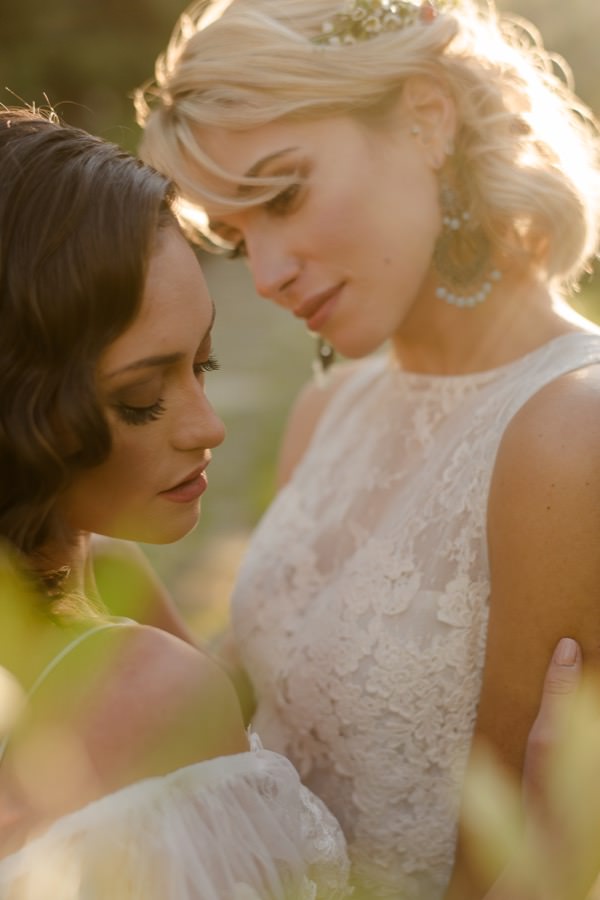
29,532,104,618
392,268,579,375
0,533,103,695
31,532,92,595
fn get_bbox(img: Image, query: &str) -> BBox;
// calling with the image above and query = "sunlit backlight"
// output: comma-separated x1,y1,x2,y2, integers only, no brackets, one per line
0,666,25,739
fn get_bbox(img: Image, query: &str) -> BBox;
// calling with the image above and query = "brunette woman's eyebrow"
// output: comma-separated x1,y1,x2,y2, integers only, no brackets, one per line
105,303,216,379
106,351,185,379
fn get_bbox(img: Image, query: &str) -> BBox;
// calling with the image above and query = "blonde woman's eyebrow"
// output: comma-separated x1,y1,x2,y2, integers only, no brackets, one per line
207,147,300,229
207,151,301,230
243,147,299,180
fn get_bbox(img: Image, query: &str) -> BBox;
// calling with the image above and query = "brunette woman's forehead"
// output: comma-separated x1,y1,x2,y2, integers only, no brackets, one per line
103,301,216,381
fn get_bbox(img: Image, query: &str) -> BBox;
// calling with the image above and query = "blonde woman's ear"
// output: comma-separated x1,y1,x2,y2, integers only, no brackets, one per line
400,75,456,170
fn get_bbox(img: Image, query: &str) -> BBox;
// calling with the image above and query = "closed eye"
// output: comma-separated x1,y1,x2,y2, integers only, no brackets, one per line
193,354,220,376
265,182,302,215
115,398,166,426
226,240,247,260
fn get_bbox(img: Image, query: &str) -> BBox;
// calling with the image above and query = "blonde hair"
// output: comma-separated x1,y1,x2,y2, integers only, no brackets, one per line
135,0,600,290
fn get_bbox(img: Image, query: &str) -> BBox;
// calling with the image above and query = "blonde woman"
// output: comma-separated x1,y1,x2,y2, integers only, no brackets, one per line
137,1,600,897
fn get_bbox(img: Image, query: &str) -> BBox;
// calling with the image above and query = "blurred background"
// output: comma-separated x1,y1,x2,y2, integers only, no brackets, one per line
2,0,599,635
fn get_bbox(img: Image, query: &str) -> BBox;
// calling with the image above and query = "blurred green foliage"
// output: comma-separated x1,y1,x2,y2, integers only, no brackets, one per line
0,0,189,149
463,672,600,899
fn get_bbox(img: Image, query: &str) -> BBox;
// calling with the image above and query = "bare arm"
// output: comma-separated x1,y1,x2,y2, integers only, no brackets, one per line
447,367,600,898
482,638,588,900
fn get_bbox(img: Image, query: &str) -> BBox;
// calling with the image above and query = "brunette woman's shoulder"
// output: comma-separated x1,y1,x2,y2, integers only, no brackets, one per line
8,623,247,819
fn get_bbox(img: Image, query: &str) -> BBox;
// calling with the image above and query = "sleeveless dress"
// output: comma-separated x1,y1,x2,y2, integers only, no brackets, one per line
0,620,350,899
231,332,600,899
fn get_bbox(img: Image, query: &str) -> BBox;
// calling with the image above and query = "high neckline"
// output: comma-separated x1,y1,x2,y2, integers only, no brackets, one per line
387,332,599,386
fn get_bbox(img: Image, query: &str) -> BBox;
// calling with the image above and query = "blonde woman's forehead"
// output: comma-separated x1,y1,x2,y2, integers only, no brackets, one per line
193,120,312,173
193,115,359,175
181,120,315,213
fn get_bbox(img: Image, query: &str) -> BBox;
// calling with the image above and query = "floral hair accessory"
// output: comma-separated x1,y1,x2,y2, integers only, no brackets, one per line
313,0,448,45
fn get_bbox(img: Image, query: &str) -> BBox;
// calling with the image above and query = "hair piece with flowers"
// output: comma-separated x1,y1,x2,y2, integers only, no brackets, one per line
312,0,451,46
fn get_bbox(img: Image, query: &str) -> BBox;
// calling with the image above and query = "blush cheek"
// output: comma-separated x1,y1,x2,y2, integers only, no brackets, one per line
61,435,158,537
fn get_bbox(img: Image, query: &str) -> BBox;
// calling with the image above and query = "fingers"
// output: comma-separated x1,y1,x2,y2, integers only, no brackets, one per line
543,636,582,686
522,637,582,808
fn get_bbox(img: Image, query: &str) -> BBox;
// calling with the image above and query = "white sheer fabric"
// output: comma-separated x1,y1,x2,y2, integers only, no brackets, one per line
231,333,600,899
0,737,350,899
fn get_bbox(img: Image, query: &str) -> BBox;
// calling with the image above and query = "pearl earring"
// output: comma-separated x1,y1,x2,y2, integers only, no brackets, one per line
433,177,502,309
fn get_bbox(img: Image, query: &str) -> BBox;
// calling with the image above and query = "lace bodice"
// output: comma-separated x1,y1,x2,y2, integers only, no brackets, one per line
231,333,600,899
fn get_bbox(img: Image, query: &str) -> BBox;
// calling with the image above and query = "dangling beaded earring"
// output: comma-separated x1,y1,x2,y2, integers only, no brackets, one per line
433,176,502,308
312,336,336,387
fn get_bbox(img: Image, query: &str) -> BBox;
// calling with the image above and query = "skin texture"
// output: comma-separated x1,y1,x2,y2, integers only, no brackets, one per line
189,80,600,897
0,226,247,848
58,227,225,546
200,104,447,361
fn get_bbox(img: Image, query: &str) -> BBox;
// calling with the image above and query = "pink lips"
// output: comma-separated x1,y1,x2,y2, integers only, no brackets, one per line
160,466,208,503
293,284,343,332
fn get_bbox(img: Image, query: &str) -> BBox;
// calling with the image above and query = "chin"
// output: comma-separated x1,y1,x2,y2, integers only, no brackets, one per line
98,510,201,546
329,332,387,360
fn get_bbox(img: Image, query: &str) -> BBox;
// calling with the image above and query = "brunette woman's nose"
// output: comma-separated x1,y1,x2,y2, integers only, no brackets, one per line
173,390,225,452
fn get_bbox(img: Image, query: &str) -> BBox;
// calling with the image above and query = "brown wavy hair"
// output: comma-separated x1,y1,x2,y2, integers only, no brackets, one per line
0,107,176,555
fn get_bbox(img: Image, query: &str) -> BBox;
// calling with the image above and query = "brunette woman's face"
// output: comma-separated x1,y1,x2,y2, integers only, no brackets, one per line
197,110,442,358
59,226,225,544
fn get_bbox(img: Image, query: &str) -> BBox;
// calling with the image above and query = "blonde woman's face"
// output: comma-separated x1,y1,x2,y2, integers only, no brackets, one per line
59,227,225,544
198,113,442,358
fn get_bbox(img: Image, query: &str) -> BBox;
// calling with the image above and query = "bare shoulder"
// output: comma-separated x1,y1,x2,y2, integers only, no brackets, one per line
492,362,600,490
476,362,600,772
489,361,600,596
91,625,247,777
17,623,247,810
277,360,362,487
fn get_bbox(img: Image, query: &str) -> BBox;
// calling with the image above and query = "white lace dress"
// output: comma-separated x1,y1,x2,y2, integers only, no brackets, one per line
231,333,600,899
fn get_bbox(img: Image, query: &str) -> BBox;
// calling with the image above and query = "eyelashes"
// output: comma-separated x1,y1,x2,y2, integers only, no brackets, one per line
224,181,304,260
114,354,220,427
227,241,247,260
115,398,166,426
193,354,220,376
265,182,301,215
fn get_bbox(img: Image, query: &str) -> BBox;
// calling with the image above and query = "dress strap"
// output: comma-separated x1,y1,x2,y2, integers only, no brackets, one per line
0,618,133,765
